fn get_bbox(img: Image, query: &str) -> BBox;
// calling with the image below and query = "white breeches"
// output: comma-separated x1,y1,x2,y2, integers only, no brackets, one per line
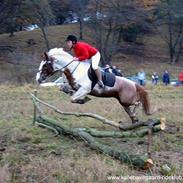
91,52,100,70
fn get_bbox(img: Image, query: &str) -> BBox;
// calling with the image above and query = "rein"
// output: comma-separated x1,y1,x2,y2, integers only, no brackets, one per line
57,59,80,75
70,62,80,74
60,60,74,71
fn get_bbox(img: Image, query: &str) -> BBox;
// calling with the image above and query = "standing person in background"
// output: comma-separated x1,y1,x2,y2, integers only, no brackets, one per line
162,70,170,85
178,70,183,85
103,64,112,73
65,35,104,88
116,69,123,77
111,65,122,76
111,65,118,75
137,69,146,86
152,72,159,85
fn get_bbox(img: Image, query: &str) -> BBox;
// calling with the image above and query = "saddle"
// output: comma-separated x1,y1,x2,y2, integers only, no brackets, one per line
88,65,116,89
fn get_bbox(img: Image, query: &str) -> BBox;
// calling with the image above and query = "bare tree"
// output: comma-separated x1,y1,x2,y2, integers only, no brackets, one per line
69,0,89,40
0,0,55,50
154,0,183,64
0,0,23,36
49,0,70,25
86,0,151,65
31,0,55,50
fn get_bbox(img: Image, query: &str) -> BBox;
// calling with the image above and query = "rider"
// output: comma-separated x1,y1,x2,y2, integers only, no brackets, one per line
65,34,104,88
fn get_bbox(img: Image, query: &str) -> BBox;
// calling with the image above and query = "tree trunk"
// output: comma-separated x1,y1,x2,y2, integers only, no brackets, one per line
103,20,113,65
41,26,50,51
85,125,165,138
36,116,154,169
168,10,174,64
79,18,83,40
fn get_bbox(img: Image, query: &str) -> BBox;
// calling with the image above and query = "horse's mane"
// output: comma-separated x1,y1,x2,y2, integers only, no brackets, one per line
48,48,73,60
48,48,91,69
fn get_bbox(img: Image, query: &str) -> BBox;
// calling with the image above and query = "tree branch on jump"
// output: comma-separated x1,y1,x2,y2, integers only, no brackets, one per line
30,93,165,131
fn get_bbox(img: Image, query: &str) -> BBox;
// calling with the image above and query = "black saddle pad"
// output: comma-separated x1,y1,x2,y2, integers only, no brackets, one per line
88,66,116,89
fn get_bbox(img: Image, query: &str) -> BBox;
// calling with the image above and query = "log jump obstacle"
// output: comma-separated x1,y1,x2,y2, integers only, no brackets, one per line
30,90,166,170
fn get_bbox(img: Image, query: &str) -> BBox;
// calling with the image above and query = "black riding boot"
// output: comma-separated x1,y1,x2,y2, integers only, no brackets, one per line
95,69,104,88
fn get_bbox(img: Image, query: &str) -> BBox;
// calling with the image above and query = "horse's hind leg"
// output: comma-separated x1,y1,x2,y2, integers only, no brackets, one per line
123,105,139,124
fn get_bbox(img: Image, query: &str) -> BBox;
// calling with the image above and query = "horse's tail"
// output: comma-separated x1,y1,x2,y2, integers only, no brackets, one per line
135,84,151,115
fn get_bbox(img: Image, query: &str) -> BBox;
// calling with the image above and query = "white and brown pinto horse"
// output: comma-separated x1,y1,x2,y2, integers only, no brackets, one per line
36,48,151,123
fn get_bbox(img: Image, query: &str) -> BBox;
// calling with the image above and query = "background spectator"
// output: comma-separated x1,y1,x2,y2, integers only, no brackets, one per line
103,64,112,73
111,65,123,76
137,69,146,86
117,69,123,77
152,72,159,85
162,70,170,85
178,70,183,85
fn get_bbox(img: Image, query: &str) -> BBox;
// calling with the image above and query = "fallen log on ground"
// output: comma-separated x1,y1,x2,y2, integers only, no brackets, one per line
36,116,154,169
85,124,165,138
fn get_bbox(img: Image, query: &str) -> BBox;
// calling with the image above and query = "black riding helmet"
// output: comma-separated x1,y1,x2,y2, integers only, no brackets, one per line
66,35,77,44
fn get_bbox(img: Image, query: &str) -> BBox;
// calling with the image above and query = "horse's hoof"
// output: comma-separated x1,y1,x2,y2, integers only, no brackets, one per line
132,119,139,124
71,99,85,104
78,100,85,104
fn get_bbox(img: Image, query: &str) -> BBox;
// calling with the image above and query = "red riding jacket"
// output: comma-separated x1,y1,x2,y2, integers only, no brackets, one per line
73,42,98,61
179,71,183,82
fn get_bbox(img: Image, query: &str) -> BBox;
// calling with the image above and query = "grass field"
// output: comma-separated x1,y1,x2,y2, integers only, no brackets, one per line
0,83,183,183
0,23,183,182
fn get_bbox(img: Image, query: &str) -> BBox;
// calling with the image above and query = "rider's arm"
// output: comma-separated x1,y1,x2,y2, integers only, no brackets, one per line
74,45,90,61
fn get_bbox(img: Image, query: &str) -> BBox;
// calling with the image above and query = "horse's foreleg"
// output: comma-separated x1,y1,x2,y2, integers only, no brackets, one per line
60,83,74,95
123,105,139,124
71,87,90,104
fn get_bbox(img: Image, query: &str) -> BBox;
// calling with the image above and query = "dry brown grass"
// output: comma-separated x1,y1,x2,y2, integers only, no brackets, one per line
0,84,183,182
0,24,79,55
0,24,80,83
0,165,10,183
1,23,183,83
0,21,183,183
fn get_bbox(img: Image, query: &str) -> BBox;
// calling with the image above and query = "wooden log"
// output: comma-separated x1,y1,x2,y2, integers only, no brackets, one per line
119,118,165,131
85,124,165,138
30,93,121,129
33,90,37,125
36,116,153,169
30,93,165,131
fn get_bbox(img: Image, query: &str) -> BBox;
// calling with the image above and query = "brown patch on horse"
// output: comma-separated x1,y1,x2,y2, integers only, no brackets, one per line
63,68,77,90
135,84,151,115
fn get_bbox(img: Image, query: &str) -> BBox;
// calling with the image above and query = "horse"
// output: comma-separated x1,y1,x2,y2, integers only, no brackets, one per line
36,48,151,124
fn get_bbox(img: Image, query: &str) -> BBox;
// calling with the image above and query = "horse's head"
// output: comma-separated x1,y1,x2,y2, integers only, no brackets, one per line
36,52,55,84
36,48,75,84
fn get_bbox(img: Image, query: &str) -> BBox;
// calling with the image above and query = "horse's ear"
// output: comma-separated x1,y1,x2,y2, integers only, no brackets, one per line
44,52,49,61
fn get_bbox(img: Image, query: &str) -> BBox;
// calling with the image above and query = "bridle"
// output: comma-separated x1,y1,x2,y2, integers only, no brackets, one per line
53,59,81,75
39,58,80,77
